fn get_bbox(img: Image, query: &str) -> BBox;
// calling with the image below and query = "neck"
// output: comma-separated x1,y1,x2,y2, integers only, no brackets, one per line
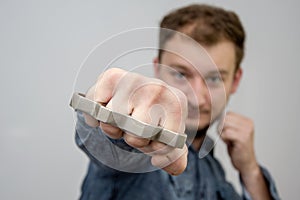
192,136,205,151
188,126,209,151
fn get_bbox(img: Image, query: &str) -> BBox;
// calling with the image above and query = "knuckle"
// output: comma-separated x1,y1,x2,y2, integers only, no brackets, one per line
124,134,149,148
150,141,169,152
103,67,125,77
151,82,167,98
171,159,187,175
100,68,125,85
174,87,187,104
168,87,187,110
150,156,160,168
150,154,168,168
165,149,188,175
139,81,167,104
86,85,97,100
248,119,254,127
245,119,254,131
100,123,122,139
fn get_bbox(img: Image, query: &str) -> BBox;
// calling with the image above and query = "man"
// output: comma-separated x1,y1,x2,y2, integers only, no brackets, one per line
74,4,280,199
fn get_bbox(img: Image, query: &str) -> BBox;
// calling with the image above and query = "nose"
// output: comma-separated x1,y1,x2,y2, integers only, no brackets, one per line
186,76,208,107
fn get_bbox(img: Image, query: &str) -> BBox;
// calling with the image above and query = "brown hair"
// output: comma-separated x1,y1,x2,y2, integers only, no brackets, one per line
159,4,245,70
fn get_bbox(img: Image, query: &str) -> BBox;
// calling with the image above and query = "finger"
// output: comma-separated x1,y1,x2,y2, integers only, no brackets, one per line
152,145,188,175
224,112,250,125
222,113,244,131
100,122,123,139
220,129,239,154
125,80,187,136
95,69,137,140
157,86,187,134
122,103,158,149
83,113,100,127
130,86,188,167
222,120,240,131
122,84,185,150
98,101,128,139
123,132,150,149
85,68,128,138
221,128,239,143
92,68,127,104
223,113,254,139
139,141,173,155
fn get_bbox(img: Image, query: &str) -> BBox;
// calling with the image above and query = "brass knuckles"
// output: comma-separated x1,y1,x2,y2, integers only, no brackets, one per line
70,93,187,148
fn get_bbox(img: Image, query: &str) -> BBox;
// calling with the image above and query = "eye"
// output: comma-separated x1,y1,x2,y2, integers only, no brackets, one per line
171,71,186,80
205,76,223,86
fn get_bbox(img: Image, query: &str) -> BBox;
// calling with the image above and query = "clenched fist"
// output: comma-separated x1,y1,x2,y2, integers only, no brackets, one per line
83,68,189,175
221,112,258,175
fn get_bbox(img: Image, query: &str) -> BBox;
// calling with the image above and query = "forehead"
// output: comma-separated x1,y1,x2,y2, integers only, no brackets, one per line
161,34,236,74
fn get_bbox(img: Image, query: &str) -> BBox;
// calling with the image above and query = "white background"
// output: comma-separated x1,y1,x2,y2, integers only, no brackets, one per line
1,0,299,199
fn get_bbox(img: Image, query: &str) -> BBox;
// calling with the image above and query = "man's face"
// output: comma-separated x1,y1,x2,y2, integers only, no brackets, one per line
154,35,242,130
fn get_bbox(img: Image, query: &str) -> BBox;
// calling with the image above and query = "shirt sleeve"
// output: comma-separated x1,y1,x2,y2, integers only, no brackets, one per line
240,166,281,200
75,111,153,173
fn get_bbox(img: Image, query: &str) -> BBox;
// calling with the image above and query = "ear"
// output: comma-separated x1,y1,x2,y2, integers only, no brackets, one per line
153,57,160,78
230,67,243,94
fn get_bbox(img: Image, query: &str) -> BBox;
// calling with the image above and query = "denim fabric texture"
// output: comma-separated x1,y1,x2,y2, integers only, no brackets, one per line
75,112,280,200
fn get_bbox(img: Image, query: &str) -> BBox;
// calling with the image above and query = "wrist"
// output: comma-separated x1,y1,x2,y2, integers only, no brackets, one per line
240,164,272,200
240,163,261,183
240,162,261,179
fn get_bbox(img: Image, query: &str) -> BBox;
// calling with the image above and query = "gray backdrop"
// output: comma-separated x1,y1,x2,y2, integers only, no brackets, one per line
1,0,299,199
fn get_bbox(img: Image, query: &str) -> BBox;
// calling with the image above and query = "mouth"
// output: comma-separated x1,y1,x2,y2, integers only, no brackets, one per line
187,106,210,119
187,107,199,118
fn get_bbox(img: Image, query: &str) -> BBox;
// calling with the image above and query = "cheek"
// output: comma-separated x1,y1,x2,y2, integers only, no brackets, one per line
156,70,171,83
209,87,228,117
225,80,235,96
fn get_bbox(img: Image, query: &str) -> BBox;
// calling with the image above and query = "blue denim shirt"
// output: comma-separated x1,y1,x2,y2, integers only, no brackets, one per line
75,112,280,200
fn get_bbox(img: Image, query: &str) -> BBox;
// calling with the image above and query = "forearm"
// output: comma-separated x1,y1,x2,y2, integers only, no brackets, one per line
241,165,271,200
75,111,154,173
